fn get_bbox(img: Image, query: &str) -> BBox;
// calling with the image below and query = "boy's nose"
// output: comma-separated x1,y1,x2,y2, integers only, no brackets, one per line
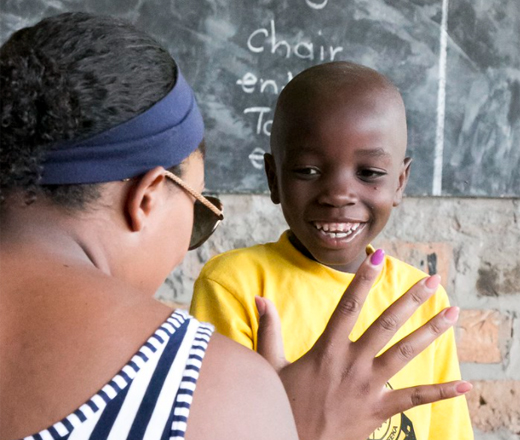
316,185,358,208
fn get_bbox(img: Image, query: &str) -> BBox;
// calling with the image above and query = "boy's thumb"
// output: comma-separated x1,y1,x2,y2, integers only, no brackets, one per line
255,296,288,373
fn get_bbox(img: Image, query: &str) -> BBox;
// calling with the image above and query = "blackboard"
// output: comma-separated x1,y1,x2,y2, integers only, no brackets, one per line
1,0,519,196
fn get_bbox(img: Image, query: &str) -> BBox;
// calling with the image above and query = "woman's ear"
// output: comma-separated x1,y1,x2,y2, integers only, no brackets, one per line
393,157,412,207
125,167,168,232
264,153,281,204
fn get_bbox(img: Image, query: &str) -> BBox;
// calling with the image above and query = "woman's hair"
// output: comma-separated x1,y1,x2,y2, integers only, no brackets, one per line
0,12,178,209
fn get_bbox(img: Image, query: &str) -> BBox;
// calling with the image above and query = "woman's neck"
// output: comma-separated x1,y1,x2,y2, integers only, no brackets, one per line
1,201,116,275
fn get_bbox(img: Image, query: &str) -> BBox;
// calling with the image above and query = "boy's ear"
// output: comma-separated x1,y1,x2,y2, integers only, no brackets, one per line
264,153,281,204
124,167,167,232
393,157,412,207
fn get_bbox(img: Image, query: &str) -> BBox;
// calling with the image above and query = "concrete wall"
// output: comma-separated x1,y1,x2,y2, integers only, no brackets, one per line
157,195,520,440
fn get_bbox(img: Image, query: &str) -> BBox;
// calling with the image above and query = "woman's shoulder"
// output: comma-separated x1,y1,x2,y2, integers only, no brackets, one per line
185,331,298,440
0,261,178,438
12,309,209,440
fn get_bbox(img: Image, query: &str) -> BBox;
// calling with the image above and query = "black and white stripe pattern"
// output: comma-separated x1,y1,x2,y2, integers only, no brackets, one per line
22,310,213,440
169,324,213,439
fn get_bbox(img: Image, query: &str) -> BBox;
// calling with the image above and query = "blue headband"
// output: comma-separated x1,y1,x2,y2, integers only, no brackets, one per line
40,70,204,185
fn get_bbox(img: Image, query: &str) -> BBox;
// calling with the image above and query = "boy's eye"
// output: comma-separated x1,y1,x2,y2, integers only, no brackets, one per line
358,169,387,180
293,167,320,177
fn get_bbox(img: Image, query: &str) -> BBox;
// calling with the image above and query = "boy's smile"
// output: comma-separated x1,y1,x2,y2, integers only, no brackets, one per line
266,62,411,273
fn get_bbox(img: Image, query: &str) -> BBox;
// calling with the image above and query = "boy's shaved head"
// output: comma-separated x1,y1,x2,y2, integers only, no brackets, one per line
270,61,407,161
265,61,411,273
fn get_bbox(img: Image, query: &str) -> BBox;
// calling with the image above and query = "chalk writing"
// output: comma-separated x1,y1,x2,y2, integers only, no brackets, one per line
244,107,273,135
247,20,343,61
248,148,266,170
306,0,328,9
241,11,341,168
236,71,294,94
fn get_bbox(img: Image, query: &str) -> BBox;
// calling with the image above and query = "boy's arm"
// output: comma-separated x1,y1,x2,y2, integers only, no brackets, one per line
191,276,255,350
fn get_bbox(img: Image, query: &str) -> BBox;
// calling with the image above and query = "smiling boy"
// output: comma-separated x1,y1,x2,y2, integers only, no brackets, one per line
190,62,473,440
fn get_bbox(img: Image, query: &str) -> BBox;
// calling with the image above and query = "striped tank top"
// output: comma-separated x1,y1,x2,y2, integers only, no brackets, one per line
22,310,214,440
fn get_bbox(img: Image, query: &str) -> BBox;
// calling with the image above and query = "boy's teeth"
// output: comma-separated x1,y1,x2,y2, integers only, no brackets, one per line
329,232,348,238
313,222,360,233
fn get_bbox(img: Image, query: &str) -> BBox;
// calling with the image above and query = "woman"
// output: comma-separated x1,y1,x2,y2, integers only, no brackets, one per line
0,12,470,440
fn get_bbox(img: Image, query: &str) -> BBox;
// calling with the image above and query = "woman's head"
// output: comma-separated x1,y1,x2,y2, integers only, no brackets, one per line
0,12,222,293
0,12,177,208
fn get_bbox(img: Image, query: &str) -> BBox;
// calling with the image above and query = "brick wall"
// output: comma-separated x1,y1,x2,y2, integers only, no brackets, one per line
370,241,520,439
157,195,520,440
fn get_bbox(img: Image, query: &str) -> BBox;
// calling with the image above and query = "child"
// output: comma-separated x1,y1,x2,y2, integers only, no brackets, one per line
190,62,473,440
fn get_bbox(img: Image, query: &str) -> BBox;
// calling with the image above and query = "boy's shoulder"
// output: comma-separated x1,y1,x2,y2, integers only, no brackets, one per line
200,239,285,280
382,253,451,306
384,253,430,281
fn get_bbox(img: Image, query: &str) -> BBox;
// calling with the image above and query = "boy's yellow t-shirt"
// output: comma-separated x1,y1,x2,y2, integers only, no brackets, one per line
191,232,473,440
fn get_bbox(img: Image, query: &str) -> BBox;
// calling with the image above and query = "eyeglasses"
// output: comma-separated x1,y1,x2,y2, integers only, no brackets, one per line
163,171,224,250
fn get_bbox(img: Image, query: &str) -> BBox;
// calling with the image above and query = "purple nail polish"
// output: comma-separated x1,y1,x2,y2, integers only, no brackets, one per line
370,249,385,266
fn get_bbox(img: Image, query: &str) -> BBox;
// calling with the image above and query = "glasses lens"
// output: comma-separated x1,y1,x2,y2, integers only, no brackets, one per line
188,196,223,250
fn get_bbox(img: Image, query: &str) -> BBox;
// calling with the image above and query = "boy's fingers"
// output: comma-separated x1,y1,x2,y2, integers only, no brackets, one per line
356,275,440,359
374,306,459,380
318,249,385,349
381,380,472,420
256,296,288,372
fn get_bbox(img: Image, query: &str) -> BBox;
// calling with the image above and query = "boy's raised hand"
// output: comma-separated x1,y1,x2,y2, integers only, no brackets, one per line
255,249,472,440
